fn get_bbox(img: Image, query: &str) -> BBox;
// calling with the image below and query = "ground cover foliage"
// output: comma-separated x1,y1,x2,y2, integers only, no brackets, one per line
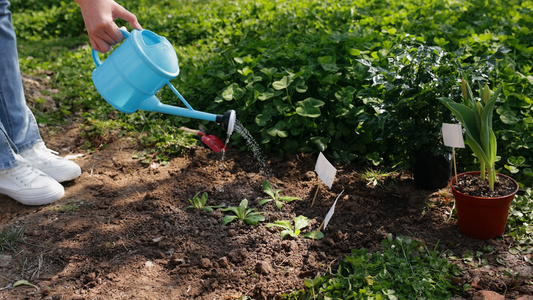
11,0,533,186
6,0,533,298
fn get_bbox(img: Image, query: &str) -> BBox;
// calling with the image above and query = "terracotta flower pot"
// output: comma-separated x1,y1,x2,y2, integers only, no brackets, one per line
449,171,519,240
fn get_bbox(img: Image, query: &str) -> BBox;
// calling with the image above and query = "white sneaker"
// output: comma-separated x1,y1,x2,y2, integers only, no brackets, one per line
0,155,65,206
20,142,81,182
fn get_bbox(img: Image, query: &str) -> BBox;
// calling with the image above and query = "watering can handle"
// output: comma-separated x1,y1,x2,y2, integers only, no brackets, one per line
91,28,131,67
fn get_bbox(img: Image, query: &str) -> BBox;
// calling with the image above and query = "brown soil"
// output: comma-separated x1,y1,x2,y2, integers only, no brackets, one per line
0,76,531,299
0,124,532,300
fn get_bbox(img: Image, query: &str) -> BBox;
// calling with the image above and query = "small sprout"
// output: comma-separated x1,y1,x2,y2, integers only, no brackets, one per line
186,192,223,212
221,199,265,226
258,180,299,209
266,215,324,239
361,168,389,188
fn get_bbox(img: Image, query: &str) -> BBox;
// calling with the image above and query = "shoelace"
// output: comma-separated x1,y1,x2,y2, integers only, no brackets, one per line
10,156,41,186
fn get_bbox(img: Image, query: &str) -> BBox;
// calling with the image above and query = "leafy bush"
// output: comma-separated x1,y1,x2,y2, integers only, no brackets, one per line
285,235,459,300
12,0,533,183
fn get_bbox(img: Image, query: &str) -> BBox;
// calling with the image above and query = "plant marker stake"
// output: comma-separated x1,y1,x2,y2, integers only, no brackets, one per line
312,152,337,207
311,184,320,207
442,123,465,183
313,190,344,241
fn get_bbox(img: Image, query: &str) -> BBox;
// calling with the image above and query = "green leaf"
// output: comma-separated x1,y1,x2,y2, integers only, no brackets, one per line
258,198,272,205
237,199,249,218
244,213,265,226
262,180,275,198
13,280,39,290
266,220,292,231
275,200,283,210
280,229,298,238
279,196,299,202
222,215,238,226
318,56,339,72
221,83,245,101
272,76,292,90
294,215,309,232
303,231,324,239
296,98,325,118
267,122,288,137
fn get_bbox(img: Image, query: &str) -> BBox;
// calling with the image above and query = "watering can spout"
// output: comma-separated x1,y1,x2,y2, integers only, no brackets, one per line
137,97,236,135
216,110,236,135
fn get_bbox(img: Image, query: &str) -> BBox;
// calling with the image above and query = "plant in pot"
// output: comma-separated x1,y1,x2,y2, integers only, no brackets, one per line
364,44,456,189
439,74,519,240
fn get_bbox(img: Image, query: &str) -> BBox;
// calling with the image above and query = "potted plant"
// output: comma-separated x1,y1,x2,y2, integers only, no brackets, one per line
439,75,519,239
364,44,456,189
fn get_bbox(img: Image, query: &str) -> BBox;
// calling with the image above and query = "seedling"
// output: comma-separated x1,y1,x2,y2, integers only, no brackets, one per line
266,215,324,239
186,192,224,212
259,180,299,209
221,199,265,226
361,168,390,188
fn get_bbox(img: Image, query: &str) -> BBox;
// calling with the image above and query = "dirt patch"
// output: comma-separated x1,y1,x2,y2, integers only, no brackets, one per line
0,123,531,299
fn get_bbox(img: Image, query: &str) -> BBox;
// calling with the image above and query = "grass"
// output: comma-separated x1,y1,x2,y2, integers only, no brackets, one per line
0,226,26,253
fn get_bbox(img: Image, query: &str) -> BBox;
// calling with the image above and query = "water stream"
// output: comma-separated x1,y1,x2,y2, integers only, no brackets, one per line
220,119,271,177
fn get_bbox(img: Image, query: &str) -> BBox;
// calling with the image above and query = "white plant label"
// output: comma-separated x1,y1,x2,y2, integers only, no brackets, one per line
315,152,337,188
442,123,465,148
323,190,344,230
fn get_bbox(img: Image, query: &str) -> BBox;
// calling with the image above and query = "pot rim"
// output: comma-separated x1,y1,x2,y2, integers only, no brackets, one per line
449,171,519,200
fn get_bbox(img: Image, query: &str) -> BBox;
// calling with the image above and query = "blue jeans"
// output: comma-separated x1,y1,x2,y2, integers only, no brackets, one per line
0,0,42,169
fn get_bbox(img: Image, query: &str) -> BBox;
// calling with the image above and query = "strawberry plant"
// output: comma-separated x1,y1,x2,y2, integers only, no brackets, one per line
258,180,299,210
221,199,265,226
185,192,224,212
266,215,323,239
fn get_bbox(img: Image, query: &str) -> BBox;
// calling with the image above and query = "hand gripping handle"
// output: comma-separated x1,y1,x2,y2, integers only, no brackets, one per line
91,28,130,67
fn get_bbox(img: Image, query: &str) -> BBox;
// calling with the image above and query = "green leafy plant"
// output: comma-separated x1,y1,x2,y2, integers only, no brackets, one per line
221,199,265,226
266,215,324,239
439,74,503,190
12,0,533,184
259,180,300,209
285,234,459,300
186,192,224,212
506,188,533,254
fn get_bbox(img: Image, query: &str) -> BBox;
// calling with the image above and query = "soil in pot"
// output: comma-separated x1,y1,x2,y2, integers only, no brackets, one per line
452,173,517,198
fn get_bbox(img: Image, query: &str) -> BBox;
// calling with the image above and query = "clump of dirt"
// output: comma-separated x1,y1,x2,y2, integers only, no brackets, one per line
0,123,532,299
21,73,59,112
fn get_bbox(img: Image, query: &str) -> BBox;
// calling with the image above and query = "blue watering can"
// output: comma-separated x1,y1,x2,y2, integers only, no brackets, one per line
91,29,236,134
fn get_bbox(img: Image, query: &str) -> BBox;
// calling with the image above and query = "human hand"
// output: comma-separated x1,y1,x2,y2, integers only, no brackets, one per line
75,0,142,53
